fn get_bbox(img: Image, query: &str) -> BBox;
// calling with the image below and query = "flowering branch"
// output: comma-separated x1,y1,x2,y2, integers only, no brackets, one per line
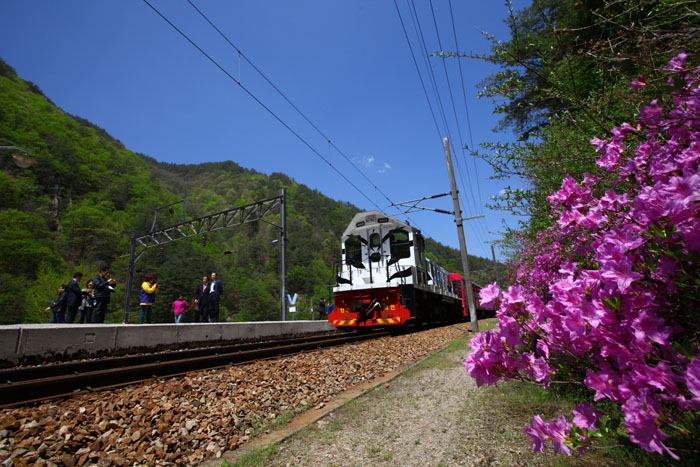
464,52,700,460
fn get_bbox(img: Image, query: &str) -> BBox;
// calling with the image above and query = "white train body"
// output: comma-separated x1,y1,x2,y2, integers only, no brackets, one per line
329,211,466,327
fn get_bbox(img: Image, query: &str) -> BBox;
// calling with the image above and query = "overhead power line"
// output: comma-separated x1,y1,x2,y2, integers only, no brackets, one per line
447,0,492,244
448,0,482,206
428,0,480,215
142,0,393,218
427,0,492,246
144,0,425,232
395,0,491,249
407,0,481,234
186,1,403,215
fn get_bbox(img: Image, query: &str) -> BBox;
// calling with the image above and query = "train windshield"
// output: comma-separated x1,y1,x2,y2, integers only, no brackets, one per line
345,234,364,268
389,229,411,260
370,233,381,248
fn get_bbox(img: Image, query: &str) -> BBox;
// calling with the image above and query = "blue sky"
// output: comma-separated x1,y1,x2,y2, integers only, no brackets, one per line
1,0,529,261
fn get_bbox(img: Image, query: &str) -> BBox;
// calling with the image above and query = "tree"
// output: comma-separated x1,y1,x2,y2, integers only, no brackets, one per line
449,0,700,240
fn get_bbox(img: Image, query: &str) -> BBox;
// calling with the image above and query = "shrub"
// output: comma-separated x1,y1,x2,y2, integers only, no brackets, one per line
465,53,700,459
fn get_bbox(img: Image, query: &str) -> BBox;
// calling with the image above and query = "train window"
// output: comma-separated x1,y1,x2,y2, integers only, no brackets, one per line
345,235,363,267
369,232,382,262
389,229,411,260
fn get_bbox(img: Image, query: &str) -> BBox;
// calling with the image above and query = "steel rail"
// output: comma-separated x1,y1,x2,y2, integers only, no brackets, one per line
0,331,388,407
0,332,350,382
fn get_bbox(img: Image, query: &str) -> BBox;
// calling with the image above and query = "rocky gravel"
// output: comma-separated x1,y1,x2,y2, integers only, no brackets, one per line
0,324,468,466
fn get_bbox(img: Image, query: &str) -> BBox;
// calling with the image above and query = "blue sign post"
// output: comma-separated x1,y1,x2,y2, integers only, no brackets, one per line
287,293,297,317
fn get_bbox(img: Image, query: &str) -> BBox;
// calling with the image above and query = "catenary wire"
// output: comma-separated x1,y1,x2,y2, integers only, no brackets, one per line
396,0,490,251
407,0,453,144
423,0,490,246
405,0,488,247
427,0,491,246
184,0,416,227
447,0,482,208
392,0,443,139
398,0,472,216
448,0,493,243
428,0,480,214
142,0,391,219
407,0,479,224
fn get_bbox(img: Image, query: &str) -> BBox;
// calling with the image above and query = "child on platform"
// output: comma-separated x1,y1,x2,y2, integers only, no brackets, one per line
172,294,189,323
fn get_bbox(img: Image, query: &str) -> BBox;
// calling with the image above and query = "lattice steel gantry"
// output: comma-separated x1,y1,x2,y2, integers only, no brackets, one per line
122,190,287,323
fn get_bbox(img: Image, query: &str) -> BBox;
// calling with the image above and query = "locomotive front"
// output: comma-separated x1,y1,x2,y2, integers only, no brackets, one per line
329,211,424,328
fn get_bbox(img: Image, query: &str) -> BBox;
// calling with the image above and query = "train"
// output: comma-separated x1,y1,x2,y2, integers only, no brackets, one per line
328,211,478,329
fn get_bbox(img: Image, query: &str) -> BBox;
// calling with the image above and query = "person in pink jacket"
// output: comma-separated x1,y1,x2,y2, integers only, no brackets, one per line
172,295,189,323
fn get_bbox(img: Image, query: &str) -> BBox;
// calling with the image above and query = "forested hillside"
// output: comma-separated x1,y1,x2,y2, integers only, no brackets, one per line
0,57,500,325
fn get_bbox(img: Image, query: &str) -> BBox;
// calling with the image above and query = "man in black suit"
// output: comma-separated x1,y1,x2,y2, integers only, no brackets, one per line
193,275,210,323
65,272,85,324
92,266,116,323
209,272,223,322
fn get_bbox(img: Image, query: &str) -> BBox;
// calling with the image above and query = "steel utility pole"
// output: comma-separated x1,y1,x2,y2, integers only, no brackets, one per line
443,137,479,332
280,188,287,321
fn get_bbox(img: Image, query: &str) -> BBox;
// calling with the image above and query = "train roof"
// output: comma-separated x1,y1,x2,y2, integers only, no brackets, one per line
342,211,413,239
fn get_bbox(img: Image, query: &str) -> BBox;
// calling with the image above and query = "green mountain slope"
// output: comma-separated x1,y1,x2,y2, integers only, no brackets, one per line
0,57,500,324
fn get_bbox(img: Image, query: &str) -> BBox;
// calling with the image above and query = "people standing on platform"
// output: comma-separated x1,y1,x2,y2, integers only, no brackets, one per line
78,279,94,324
194,276,210,323
46,285,67,323
139,274,159,324
326,301,333,320
172,294,189,323
318,298,327,320
209,272,222,322
91,266,116,323
65,272,85,324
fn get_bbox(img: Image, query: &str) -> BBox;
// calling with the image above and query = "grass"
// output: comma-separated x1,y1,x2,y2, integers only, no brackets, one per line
227,318,679,466
247,407,297,437
229,443,279,467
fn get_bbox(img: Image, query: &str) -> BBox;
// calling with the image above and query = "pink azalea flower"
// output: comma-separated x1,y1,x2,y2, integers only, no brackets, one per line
547,416,573,455
632,361,679,395
497,316,522,347
599,257,644,293
623,397,679,459
640,99,663,125
580,299,613,328
584,369,618,401
678,221,700,253
589,136,607,153
524,416,548,453
530,356,551,386
466,55,700,460
478,282,500,308
630,75,647,89
536,339,550,359
501,285,526,306
572,402,604,431
631,310,672,347
663,51,689,72
685,357,700,402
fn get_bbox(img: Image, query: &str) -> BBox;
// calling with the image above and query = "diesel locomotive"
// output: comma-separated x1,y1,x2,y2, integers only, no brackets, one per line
328,211,471,328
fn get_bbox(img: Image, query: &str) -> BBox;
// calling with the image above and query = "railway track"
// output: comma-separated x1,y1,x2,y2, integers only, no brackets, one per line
0,330,389,408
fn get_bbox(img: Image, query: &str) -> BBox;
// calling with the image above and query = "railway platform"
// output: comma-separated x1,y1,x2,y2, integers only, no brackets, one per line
0,320,333,366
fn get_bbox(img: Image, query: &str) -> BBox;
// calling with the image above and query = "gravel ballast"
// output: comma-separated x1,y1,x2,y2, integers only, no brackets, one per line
0,324,469,466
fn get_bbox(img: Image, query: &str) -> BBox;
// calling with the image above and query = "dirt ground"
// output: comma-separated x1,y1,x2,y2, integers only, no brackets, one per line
218,331,617,467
